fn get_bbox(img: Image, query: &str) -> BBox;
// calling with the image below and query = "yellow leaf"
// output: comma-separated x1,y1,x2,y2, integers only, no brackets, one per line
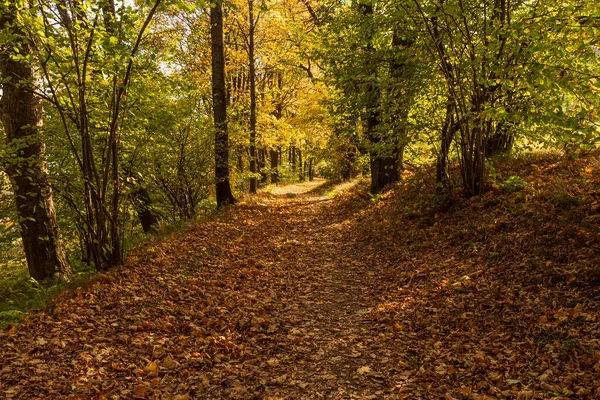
144,361,158,373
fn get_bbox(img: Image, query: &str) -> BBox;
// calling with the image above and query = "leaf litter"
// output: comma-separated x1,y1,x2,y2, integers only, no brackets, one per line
2,152,600,399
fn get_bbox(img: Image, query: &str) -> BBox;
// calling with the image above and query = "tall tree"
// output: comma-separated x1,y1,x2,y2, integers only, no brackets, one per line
211,1,236,206
0,2,71,281
360,1,400,193
248,0,258,193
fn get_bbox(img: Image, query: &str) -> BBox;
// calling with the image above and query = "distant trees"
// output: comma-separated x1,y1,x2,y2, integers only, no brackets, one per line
224,0,330,191
0,0,331,281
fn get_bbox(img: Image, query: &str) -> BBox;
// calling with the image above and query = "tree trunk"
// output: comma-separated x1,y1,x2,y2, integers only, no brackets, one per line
436,100,456,194
367,103,400,193
124,166,159,234
339,142,357,181
248,0,257,193
369,149,399,192
0,3,71,282
210,2,236,207
486,124,514,157
270,149,279,184
303,161,307,181
298,149,304,181
258,148,268,184
360,2,399,193
132,186,159,234
237,146,244,173
309,158,314,181
291,146,297,173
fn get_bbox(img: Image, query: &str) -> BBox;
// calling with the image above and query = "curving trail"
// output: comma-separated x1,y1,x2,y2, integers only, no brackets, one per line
0,180,403,399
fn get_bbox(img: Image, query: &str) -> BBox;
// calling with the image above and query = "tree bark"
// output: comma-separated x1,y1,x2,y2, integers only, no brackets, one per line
258,148,268,184
368,108,400,193
0,3,71,282
486,124,514,157
270,149,279,184
298,149,303,181
132,186,159,234
436,99,457,194
248,0,257,193
210,2,236,207
365,77,400,192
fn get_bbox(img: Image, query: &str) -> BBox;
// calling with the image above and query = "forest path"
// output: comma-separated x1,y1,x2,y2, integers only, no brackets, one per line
0,179,401,399
238,180,394,399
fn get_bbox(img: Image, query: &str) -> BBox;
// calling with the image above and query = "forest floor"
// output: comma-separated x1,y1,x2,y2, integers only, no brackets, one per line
2,152,600,399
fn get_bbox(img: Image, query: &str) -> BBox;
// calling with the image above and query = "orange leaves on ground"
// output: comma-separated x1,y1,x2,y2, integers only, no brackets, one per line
2,159,600,399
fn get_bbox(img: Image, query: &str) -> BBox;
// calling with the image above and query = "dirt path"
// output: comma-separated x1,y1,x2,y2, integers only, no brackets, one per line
248,181,393,399
0,180,401,399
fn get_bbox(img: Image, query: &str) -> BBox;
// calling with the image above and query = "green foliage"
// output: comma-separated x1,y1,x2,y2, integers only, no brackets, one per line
0,258,94,328
370,193,382,205
502,175,527,193
0,310,25,328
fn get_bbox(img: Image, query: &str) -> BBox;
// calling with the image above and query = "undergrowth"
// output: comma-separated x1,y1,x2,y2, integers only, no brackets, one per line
0,260,95,329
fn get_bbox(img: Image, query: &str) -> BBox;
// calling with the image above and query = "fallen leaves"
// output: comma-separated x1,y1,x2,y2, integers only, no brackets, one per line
356,365,371,375
133,384,151,398
2,156,600,399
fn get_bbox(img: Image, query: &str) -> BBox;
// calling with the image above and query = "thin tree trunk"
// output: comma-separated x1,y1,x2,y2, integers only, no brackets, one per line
0,3,71,282
210,2,236,207
436,100,456,194
298,149,303,181
248,0,257,193
270,149,279,184
237,146,244,173
259,148,268,184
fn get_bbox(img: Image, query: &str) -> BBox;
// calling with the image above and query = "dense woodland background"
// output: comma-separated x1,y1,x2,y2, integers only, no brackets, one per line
1,0,599,318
